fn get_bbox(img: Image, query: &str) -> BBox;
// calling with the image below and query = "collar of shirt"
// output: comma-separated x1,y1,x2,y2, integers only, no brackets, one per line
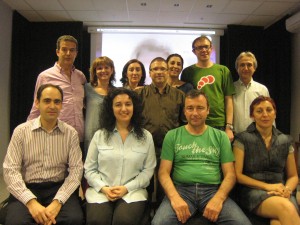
247,122,280,137
54,62,76,73
31,116,65,133
113,127,134,133
238,78,253,89
150,83,170,94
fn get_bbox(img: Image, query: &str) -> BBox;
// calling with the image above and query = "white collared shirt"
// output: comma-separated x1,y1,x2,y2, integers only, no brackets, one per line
233,78,270,133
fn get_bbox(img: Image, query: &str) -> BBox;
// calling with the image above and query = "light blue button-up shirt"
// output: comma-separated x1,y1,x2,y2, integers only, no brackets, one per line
84,128,156,203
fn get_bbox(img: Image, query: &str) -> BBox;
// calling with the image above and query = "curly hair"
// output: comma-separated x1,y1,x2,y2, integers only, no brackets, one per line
89,56,116,87
120,59,146,87
100,88,145,142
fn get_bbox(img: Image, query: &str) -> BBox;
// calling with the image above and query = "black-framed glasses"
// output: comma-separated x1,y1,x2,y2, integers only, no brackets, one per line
150,67,168,72
193,45,211,51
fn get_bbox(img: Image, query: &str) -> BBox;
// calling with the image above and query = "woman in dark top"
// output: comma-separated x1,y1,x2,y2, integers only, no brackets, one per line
233,96,300,225
166,53,193,93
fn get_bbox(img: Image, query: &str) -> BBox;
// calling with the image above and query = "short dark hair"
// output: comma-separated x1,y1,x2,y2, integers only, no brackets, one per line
36,84,63,101
250,96,276,117
100,88,145,142
120,59,146,86
185,89,209,108
56,35,78,50
166,53,184,66
149,57,167,71
192,35,212,49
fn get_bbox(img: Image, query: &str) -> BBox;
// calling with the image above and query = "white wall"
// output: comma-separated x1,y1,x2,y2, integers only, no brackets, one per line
290,33,300,143
0,0,12,175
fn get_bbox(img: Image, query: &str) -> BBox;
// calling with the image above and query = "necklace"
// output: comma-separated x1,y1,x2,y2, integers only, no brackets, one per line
261,133,272,149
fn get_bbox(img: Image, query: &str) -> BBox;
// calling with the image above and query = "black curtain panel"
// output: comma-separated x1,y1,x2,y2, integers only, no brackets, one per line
221,25,264,82
262,17,291,134
10,11,90,135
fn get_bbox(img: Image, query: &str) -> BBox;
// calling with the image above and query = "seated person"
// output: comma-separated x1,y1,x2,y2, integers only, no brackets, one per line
84,88,156,225
233,95,300,225
3,84,83,225
152,89,251,225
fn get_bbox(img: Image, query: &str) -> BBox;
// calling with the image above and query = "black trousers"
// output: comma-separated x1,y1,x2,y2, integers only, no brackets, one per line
5,182,83,225
86,199,145,225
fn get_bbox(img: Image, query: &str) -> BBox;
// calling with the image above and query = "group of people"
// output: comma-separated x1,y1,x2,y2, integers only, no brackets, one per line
2,34,299,225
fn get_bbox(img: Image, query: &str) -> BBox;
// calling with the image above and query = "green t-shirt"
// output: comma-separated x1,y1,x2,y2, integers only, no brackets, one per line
161,126,234,185
181,64,235,127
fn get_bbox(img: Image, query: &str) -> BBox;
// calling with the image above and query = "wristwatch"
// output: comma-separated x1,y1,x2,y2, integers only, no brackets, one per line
225,123,234,130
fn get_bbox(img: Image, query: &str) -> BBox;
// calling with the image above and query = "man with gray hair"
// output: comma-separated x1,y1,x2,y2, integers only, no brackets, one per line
233,51,270,133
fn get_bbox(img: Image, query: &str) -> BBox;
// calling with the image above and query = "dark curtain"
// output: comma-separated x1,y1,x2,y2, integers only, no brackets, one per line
221,25,264,82
10,11,90,135
262,17,291,133
221,19,291,133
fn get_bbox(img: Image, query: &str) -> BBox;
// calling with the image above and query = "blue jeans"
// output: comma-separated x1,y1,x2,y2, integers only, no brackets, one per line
152,184,252,225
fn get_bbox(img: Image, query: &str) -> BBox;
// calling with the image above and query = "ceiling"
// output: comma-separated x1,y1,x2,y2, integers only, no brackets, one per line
3,0,300,29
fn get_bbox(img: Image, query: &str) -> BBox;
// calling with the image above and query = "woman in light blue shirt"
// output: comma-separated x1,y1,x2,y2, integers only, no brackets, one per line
84,88,156,225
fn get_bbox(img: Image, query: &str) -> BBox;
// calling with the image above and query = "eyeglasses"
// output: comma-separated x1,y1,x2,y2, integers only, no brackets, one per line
193,45,211,51
150,67,168,72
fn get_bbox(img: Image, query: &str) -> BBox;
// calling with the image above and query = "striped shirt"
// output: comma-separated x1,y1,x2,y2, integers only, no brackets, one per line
3,117,83,205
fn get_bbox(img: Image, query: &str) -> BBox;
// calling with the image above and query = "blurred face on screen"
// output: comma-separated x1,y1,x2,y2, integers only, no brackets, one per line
192,39,212,63
150,60,169,86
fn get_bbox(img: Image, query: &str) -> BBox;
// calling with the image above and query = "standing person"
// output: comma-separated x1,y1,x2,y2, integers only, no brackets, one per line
136,56,185,204
166,53,193,93
84,88,156,225
120,59,146,90
84,56,116,158
152,90,251,225
181,36,235,141
3,84,84,225
136,57,185,158
28,35,86,144
233,96,300,225
233,51,270,133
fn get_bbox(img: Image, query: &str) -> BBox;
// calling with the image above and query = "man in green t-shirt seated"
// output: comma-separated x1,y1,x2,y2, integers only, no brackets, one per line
152,89,251,225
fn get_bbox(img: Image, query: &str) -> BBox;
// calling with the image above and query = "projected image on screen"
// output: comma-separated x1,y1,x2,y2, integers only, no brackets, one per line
93,32,219,87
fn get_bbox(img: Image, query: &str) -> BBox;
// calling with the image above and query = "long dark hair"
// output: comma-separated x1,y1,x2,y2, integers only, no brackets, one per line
100,88,145,142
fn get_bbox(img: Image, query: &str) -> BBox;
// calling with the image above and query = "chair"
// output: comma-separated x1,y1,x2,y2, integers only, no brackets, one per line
0,197,8,225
